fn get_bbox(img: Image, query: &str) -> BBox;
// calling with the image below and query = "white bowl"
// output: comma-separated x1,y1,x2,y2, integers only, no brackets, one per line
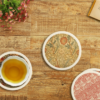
0,51,32,91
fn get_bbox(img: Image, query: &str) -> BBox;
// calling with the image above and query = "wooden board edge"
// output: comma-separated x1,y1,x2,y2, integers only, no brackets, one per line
88,0,96,16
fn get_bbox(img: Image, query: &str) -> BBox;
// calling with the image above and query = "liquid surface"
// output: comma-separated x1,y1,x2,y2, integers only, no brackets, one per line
2,59,27,83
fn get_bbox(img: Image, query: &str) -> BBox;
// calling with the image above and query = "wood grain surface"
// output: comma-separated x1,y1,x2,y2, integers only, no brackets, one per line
0,0,99,100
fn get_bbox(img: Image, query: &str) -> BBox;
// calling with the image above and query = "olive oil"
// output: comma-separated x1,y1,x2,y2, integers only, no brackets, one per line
2,59,27,83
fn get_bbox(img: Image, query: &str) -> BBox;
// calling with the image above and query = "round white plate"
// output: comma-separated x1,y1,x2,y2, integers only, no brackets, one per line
71,70,100,100
42,31,82,71
0,51,32,91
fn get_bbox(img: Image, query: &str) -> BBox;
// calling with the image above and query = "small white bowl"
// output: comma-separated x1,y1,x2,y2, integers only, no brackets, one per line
0,56,30,87
0,51,32,91
42,31,82,71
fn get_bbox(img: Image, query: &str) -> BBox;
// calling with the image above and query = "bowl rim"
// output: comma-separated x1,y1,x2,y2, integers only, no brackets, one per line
42,31,82,71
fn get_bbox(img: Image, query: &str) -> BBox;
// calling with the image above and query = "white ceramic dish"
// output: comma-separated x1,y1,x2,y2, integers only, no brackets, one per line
0,56,30,87
71,70,100,100
42,31,82,71
0,51,32,91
